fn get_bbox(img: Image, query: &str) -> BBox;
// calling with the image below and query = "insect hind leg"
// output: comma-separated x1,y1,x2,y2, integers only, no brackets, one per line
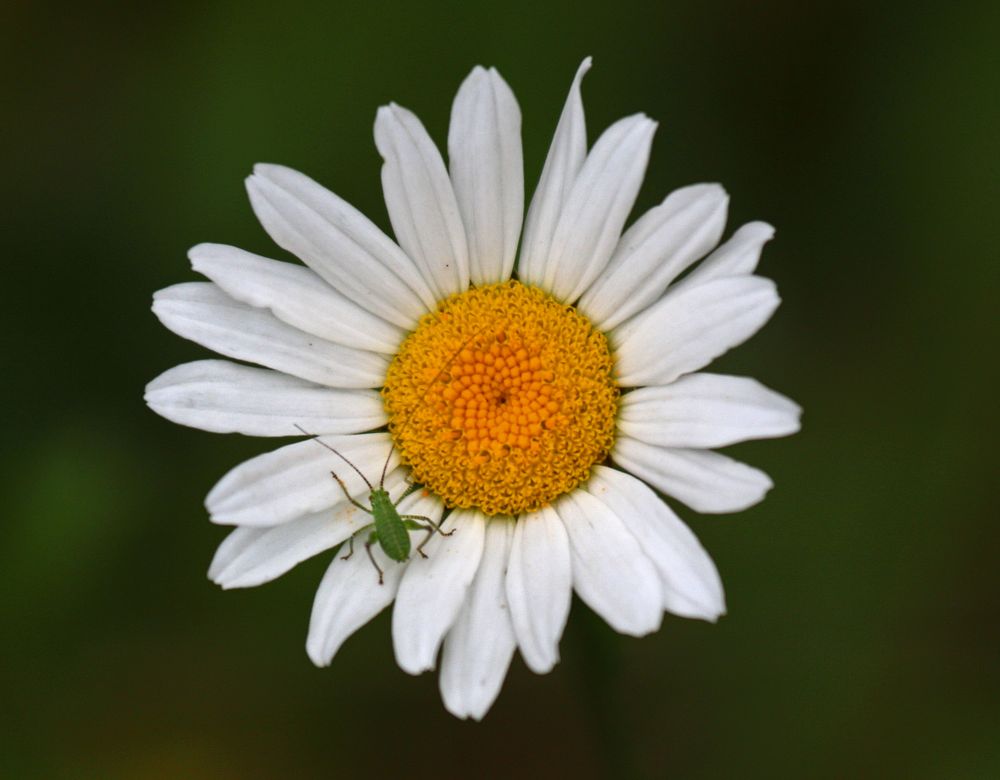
364,532,385,585
399,514,454,537
400,516,451,559
414,525,441,558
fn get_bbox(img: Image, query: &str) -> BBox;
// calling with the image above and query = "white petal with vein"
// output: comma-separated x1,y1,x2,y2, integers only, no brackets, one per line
449,66,523,285
246,164,435,328
670,221,774,293
505,505,572,674
152,282,387,389
208,503,370,589
543,114,657,303
587,466,724,620
579,184,728,329
306,491,444,666
145,360,384,436
189,243,402,354
519,57,591,286
614,437,773,514
439,518,516,720
392,509,486,674
555,491,662,635
613,276,780,387
618,372,801,448
375,103,470,298
206,433,399,527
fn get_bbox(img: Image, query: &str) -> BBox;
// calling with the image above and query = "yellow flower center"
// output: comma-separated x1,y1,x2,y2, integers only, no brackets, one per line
382,280,618,516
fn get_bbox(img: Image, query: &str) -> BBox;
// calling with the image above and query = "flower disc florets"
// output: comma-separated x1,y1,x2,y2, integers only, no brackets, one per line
383,280,618,516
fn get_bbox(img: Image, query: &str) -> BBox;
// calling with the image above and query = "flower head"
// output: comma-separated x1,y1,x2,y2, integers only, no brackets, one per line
146,58,800,720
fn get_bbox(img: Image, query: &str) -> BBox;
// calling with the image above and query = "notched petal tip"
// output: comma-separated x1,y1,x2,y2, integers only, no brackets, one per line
743,220,776,240
698,182,729,201
305,637,332,668
243,172,263,199
522,649,561,676
187,242,234,273
305,596,338,667
207,558,240,590
252,161,286,177
245,163,293,193
377,101,404,119
623,111,655,128
693,609,726,625
187,241,218,259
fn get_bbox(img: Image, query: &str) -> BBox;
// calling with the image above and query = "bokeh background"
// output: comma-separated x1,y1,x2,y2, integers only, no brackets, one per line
3,1,997,777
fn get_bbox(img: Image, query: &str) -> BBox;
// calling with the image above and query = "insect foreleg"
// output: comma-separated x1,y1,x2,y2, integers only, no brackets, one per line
329,469,374,515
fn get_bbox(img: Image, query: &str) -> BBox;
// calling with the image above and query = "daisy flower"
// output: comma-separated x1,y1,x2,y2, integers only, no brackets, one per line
146,58,800,720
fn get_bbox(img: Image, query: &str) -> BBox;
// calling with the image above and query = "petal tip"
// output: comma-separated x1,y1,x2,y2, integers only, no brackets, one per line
256,161,294,177
305,640,331,668
244,173,263,196
396,657,434,676
187,242,226,271
521,651,559,675
745,220,776,240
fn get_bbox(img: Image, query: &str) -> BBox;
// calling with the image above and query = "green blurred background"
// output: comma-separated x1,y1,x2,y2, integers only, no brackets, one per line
3,1,997,777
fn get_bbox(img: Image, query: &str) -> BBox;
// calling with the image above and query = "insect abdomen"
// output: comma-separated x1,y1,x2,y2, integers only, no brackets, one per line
370,489,410,562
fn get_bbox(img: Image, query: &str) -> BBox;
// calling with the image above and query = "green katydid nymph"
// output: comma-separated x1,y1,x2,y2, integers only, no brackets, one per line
295,424,453,585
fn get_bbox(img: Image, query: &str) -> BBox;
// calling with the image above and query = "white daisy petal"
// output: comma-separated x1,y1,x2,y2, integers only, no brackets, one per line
205,433,399,527
306,543,401,667
613,276,780,388
618,372,802,449
208,503,371,590
505,505,572,674
145,360,385,436
613,437,774,514
519,57,591,286
439,518,516,720
555,490,662,636
587,466,725,621
152,282,387,389
245,164,434,329
306,490,445,666
375,103,470,298
392,509,487,675
579,184,729,330
449,66,524,285
669,221,775,292
542,114,657,303
189,243,403,354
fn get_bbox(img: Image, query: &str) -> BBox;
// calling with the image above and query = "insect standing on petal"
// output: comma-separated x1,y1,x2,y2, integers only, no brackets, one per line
295,424,453,585
294,323,501,583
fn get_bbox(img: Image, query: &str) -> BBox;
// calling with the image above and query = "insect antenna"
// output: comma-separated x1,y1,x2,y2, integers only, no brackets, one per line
294,423,373,491
378,321,506,488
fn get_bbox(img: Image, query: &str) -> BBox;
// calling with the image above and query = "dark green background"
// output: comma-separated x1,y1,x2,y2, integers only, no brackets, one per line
4,1,997,777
